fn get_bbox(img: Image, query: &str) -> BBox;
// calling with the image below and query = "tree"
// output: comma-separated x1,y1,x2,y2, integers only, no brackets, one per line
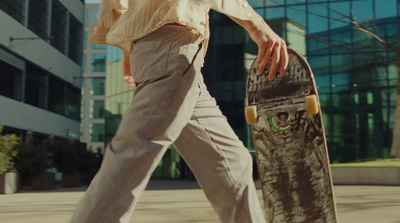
0,126,20,174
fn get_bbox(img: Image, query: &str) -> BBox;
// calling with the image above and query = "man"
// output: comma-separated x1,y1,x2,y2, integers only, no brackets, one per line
71,0,288,222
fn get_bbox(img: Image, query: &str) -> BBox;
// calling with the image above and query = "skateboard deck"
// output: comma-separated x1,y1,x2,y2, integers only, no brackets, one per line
245,49,338,222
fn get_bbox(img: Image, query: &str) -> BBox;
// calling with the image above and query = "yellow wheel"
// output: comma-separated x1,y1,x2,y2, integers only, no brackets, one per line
305,95,319,115
245,106,258,124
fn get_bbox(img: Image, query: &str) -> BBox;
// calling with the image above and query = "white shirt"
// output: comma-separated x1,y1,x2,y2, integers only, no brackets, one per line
91,0,253,52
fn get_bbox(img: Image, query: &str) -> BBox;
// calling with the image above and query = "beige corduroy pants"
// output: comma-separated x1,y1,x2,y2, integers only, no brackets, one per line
71,25,265,223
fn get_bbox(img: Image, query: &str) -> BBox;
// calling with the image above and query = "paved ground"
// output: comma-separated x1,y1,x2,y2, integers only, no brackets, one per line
0,180,399,223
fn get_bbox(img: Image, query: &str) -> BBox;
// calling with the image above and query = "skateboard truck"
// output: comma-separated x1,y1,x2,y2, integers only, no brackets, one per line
245,95,319,125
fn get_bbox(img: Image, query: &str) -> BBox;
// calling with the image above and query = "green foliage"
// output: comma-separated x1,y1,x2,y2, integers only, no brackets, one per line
0,126,20,174
14,144,48,175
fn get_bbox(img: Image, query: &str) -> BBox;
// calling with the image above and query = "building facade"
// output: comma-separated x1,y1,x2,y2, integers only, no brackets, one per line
81,3,106,151
204,0,398,163
0,0,84,148
102,0,398,179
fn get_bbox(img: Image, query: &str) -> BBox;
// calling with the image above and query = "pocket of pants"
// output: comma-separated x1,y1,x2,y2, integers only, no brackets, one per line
130,39,172,84
166,37,203,76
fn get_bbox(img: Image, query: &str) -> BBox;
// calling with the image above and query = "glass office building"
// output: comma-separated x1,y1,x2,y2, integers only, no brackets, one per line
0,0,84,147
204,0,398,163
81,4,107,152
103,0,398,179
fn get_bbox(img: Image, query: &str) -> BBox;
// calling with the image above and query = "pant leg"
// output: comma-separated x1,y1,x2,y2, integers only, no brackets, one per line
173,80,265,223
70,26,204,223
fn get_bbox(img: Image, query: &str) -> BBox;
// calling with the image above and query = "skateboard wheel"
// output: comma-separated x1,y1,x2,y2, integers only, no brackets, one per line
305,95,319,115
245,106,258,124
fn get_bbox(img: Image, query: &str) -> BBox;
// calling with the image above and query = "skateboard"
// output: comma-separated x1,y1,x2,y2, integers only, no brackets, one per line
245,49,338,222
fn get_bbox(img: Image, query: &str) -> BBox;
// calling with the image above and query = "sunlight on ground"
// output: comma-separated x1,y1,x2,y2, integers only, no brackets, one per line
331,158,400,166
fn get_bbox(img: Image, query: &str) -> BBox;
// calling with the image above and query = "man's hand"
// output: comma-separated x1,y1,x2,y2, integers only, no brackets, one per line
228,9,289,81
249,24,288,81
122,50,136,87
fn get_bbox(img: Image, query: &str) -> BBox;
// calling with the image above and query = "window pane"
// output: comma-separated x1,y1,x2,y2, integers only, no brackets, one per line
287,5,306,27
212,11,236,27
307,3,328,34
330,27,352,54
90,100,105,118
25,64,46,108
48,77,65,115
351,0,373,23
65,86,81,121
92,7,98,24
215,44,244,82
91,54,106,72
92,43,107,49
0,0,25,24
265,6,284,20
84,8,87,26
376,0,397,19
287,0,305,4
314,74,330,89
68,14,83,65
265,0,283,7
0,60,23,100
309,56,330,74
248,0,263,8
91,77,105,95
90,123,104,142
51,0,67,53
28,0,49,39
82,53,86,72
329,1,350,29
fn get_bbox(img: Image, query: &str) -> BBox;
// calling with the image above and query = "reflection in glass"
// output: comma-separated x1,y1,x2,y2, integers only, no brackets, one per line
307,3,328,33
92,8,98,24
351,0,373,22
329,1,350,29
287,5,306,27
376,0,396,19
265,0,284,7
90,100,105,119
91,77,105,95
248,0,263,8
25,64,46,108
91,54,106,72
0,60,23,101
90,123,105,142
266,6,284,20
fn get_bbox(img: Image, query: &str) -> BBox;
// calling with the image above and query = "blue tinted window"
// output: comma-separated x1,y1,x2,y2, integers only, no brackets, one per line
287,5,306,27
307,3,328,33
248,0,263,7
351,0,373,22
329,1,350,29
265,0,283,7
92,8,98,24
376,0,397,19
91,54,106,72
266,6,284,20
106,46,123,63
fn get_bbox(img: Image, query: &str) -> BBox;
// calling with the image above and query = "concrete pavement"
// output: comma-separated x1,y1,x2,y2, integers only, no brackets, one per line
0,179,399,223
